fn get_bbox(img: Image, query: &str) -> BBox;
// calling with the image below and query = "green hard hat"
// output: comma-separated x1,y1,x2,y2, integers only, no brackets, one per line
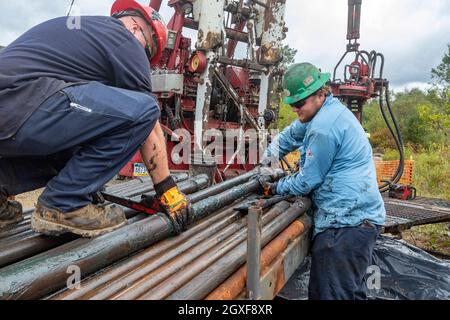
283,63,331,105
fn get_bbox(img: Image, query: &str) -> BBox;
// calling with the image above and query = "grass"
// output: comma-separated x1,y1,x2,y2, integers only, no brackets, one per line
402,223,450,257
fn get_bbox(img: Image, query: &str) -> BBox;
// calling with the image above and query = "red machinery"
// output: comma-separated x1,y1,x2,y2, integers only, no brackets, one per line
330,0,406,193
119,0,287,181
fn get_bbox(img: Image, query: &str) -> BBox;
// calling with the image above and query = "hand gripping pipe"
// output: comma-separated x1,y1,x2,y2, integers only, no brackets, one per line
0,170,276,300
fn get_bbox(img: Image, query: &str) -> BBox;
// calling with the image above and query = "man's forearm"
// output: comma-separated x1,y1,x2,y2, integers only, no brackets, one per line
140,121,170,185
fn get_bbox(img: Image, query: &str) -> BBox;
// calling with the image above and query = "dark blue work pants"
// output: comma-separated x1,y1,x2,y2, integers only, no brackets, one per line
0,82,159,212
308,221,381,300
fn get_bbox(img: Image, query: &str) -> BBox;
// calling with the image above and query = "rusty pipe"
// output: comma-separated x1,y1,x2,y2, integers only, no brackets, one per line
70,207,245,300
188,170,257,203
189,169,284,223
89,207,248,300
0,174,188,242
50,201,248,300
183,18,249,44
137,201,293,300
206,218,309,300
0,175,258,300
0,175,205,270
166,198,311,300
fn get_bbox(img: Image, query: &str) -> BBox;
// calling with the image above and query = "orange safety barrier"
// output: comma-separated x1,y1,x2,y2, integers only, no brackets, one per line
375,160,414,186
285,152,414,186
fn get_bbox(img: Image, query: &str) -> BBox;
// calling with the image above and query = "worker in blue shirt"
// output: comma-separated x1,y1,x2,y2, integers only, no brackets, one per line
0,0,190,237
263,63,385,300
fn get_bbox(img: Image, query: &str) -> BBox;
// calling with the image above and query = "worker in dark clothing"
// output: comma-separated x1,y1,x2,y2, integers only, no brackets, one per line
262,63,385,300
0,0,190,237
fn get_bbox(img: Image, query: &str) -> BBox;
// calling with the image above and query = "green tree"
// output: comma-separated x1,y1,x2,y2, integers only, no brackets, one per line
280,45,298,70
431,44,450,88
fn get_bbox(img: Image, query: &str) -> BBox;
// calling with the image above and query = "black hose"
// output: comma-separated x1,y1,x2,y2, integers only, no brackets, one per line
385,83,405,181
164,103,178,131
378,84,405,193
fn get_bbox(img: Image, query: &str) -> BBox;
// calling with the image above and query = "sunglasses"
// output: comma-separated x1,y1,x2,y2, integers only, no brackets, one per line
291,98,307,109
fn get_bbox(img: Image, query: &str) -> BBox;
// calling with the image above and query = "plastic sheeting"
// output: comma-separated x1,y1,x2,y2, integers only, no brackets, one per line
277,235,450,300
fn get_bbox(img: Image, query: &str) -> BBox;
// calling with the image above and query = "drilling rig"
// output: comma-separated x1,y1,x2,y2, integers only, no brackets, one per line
330,0,405,193
119,0,288,181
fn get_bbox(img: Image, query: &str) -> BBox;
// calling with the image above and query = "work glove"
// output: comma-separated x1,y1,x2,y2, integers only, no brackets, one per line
261,181,278,197
154,176,191,235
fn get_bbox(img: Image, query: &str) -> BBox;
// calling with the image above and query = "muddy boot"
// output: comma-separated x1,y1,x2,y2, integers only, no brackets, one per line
0,189,23,229
31,203,127,238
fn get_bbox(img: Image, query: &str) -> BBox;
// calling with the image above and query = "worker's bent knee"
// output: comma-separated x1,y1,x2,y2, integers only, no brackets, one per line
129,98,160,144
138,95,161,125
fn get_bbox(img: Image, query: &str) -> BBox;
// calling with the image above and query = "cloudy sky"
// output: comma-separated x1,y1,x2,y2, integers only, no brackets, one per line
1,0,449,92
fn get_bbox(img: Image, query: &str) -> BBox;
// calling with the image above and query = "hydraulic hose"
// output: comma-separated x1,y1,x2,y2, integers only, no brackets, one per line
378,83,405,192
385,83,405,180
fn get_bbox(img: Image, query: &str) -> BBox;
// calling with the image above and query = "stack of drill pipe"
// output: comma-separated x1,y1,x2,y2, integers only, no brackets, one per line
0,170,266,300
206,216,312,300
50,198,310,300
0,173,191,269
148,199,311,300
49,199,254,300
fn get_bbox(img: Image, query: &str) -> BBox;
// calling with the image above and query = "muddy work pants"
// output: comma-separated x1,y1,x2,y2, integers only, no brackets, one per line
0,82,159,212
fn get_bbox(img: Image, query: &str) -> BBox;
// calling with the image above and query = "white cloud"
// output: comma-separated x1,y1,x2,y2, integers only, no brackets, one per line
1,0,448,91
284,0,450,89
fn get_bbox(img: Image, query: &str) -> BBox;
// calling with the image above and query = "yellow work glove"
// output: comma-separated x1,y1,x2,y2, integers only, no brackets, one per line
155,177,191,235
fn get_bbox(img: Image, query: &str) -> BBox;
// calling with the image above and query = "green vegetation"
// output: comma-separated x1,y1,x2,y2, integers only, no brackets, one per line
364,45,449,200
278,45,450,201
278,102,297,130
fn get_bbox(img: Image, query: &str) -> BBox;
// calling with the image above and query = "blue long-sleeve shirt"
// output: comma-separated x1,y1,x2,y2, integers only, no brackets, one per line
266,95,385,236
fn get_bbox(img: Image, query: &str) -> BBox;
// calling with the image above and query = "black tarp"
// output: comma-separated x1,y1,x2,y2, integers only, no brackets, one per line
277,235,450,300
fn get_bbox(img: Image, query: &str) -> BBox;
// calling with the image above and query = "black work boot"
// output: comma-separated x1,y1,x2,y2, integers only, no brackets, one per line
31,203,127,238
0,188,23,229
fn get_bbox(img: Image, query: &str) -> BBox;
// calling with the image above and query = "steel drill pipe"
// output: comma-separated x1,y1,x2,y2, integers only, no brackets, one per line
0,175,187,241
189,169,284,222
0,173,260,300
188,171,257,203
0,210,33,239
52,173,272,300
0,234,79,269
166,198,312,300
0,230,36,246
136,201,293,300
112,173,189,198
50,202,247,300
0,223,31,240
0,175,203,269
109,202,288,300
82,205,249,300
206,216,311,300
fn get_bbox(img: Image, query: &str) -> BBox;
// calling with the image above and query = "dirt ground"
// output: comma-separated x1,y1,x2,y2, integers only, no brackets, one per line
15,188,44,210
14,178,123,210
402,223,450,258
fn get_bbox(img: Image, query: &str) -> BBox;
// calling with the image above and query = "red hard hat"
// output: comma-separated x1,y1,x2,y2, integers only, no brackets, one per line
111,0,168,65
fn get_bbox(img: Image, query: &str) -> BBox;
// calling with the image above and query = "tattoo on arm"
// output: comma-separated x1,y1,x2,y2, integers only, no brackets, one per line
148,155,158,173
